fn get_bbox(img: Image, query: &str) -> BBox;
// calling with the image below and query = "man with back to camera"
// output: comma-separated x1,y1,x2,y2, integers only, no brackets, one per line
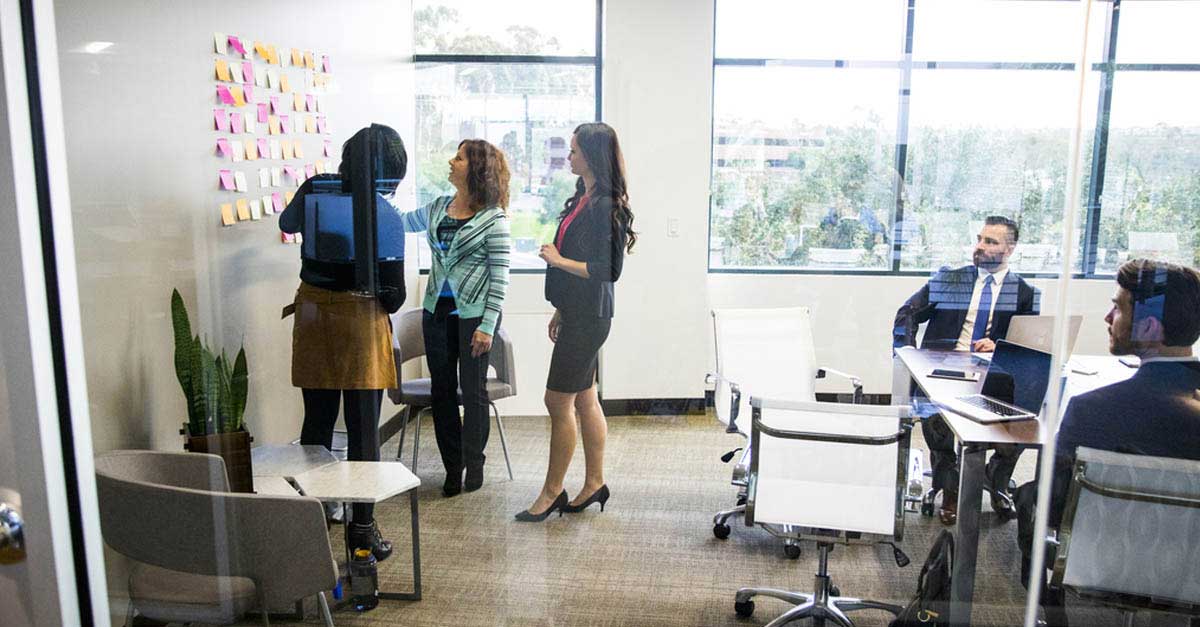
1016,259,1200,624
893,215,1041,525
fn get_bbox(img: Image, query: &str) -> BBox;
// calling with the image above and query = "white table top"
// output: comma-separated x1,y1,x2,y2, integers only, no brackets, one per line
252,475,301,497
252,444,339,478
291,461,421,504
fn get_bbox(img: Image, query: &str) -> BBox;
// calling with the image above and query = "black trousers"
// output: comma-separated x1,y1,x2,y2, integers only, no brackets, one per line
299,388,382,523
922,411,1022,496
423,297,495,475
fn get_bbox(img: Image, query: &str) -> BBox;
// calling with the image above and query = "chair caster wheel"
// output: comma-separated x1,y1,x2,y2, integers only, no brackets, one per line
714,523,731,539
783,544,801,559
736,495,747,506
920,501,934,517
734,600,754,618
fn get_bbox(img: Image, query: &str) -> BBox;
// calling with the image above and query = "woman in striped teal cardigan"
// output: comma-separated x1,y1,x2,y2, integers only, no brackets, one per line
400,139,511,496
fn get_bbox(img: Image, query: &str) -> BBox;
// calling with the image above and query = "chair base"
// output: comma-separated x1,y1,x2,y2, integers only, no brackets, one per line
735,543,901,627
395,402,513,481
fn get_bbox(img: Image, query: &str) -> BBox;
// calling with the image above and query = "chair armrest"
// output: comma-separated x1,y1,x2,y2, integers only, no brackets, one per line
710,372,743,434
816,367,864,403
749,399,907,447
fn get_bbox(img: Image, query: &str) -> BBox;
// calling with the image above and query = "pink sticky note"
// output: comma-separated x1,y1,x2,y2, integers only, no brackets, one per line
305,94,315,112
216,138,231,158
257,138,269,159
256,103,269,123
270,96,281,114
230,111,244,134
323,140,331,157
216,85,235,105
272,192,284,213
305,164,316,179
279,115,290,134
241,62,253,83
213,108,230,132
283,165,298,181
219,169,235,190
227,35,246,55
316,116,327,134
243,83,255,103
322,55,332,73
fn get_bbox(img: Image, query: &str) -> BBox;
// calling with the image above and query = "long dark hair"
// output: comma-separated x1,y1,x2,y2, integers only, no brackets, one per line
458,139,510,212
337,123,407,194
561,122,637,253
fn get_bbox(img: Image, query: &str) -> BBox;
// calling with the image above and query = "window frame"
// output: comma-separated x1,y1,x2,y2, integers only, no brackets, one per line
412,0,604,275
707,0,1200,278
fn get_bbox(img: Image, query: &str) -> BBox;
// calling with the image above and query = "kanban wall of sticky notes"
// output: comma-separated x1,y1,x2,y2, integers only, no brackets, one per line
212,32,338,243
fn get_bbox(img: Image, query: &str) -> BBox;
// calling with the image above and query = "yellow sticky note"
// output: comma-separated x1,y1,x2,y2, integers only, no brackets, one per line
293,92,304,111
291,48,303,66
244,138,258,160
230,85,245,107
236,198,251,221
303,51,315,69
267,45,280,66
268,115,281,135
284,191,295,205
220,203,235,226
281,139,293,160
279,74,291,93
293,142,304,159
255,41,269,60
304,115,316,134
215,59,232,82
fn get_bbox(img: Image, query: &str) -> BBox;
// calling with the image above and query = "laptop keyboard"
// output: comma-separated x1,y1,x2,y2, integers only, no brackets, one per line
961,395,1025,417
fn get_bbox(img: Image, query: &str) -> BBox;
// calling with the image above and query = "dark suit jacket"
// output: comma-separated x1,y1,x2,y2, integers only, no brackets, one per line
545,196,627,318
893,264,1040,350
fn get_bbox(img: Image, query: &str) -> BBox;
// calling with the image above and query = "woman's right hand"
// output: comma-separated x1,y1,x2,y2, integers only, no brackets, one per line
548,309,561,343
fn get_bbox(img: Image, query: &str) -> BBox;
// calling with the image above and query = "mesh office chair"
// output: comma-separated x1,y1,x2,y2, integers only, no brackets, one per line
388,308,514,480
734,397,911,627
708,307,862,557
1046,447,1200,627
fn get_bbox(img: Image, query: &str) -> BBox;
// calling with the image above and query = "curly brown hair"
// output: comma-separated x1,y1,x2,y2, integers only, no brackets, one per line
458,139,510,212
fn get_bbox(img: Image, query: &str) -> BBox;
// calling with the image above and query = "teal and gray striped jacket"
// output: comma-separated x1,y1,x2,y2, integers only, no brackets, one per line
400,195,510,335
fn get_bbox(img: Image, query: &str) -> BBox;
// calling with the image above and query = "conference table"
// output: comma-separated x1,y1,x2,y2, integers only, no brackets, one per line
892,347,1135,627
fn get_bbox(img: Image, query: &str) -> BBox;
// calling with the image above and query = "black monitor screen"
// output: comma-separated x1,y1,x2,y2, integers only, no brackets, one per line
980,340,1052,413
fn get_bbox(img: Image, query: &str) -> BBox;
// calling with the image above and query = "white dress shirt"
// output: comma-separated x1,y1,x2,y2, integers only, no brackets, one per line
956,266,1009,351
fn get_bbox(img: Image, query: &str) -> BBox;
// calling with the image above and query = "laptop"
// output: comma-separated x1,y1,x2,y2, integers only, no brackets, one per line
935,340,1052,423
1006,315,1083,355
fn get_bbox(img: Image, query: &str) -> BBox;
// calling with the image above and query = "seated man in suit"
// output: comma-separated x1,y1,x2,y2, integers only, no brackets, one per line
1017,259,1200,621
894,215,1040,525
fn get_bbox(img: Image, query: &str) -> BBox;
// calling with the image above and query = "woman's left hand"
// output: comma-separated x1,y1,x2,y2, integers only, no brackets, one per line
539,244,563,268
471,330,493,357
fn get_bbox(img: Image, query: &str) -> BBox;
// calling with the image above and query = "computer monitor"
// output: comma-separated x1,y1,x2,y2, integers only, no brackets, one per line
980,340,1053,413
1006,315,1083,355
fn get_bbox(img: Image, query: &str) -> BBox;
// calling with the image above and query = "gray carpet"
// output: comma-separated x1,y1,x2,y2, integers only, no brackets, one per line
237,412,1151,627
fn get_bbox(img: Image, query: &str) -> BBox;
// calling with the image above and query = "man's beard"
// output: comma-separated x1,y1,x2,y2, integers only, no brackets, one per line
973,251,1002,270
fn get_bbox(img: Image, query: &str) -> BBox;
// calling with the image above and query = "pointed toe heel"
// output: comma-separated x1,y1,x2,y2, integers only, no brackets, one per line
563,484,610,514
514,491,568,523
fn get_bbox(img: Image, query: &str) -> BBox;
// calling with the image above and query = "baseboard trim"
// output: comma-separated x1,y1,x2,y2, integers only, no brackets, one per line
703,392,892,406
600,397,707,416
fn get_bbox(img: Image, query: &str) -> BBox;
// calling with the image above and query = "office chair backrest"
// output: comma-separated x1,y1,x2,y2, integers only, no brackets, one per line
712,307,819,431
749,399,908,537
393,308,426,364
490,326,517,394
1054,447,1200,607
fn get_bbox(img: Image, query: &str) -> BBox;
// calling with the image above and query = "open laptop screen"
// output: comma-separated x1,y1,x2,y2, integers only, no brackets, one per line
979,340,1053,413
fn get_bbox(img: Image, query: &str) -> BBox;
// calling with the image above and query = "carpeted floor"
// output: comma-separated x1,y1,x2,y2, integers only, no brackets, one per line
234,412,1154,627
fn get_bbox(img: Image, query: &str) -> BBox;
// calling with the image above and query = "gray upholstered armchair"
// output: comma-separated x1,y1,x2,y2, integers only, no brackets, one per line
94,450,338,626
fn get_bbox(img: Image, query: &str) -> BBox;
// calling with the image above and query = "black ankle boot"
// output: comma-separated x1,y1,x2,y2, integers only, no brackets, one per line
464,465,484,492
443,469,463,497
348,520,393,562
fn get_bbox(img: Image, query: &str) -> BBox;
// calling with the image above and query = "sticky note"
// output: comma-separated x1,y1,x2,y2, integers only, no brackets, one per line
281,140,293,160
270,139,282,160
272,192,284,213
244,116,256,134
291,48,303,66
220,203,235,226
305,164,316,179
243,83,255,103
214,32,227,55
266,69,278,89
230,86,245,107
322,55,332,74
294,232,303,244
216,137,231,158
257,138,269,159
254,66,267,87
250,198,263,220
305,94,316,112
304,115,316,134
256,103,269,123
283,165,298,181
279,114,290,134
231,141,245,162
267,45,280,66
304,71,315,90
316,116,327,134
234,198,250,221
234,171,248,192
270,95,282,114
293,142,304,159
285,191,295,204
303,51,315,69
216,85,235,105
293,115,302,134
323,139,331,157
215,59,232,82
314,95,322,113
293,92,304,112
219,169,235,190
230,111,244,134
259,168,270,188
227,35,246,56
268,115,281,135
315,161,325,175
262,195,273,214
244,138,257,160
279,73,291,93
213,108,230,132
253,41,266,59
271,167,282,186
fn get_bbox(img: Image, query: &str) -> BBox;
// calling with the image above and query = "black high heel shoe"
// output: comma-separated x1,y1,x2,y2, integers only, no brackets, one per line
562,484,610,513
514,490,568,522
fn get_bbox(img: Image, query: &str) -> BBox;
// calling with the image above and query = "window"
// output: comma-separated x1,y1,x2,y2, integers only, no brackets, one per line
710,0,1200,276
413,1,600,270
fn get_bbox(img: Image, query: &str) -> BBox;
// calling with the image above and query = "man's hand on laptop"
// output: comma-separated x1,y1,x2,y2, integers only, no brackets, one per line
972,338,996,353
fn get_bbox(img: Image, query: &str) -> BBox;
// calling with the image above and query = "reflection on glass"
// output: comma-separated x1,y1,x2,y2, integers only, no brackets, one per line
1114,0,1200,64
715,0,904,61
912,0,1104,64
710,67,899,270
414,0,596,56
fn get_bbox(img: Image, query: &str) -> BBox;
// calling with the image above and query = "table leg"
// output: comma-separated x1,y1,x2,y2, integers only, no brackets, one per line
950,444,986,627
379,490,421,601
892,355,912,407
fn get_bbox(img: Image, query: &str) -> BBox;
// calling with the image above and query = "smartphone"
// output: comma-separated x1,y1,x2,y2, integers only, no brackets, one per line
928,368,980,382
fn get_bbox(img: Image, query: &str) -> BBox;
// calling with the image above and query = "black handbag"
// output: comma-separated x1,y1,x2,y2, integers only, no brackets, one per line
890,529,955,627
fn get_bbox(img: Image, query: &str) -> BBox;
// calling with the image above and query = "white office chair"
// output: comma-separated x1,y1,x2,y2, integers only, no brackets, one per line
708,307,862,557
734,397,911,627
1047,447,1200,627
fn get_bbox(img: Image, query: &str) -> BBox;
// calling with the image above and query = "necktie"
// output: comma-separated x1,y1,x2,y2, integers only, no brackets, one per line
971,275,995,343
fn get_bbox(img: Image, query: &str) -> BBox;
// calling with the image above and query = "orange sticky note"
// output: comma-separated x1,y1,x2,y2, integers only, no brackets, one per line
254,41,267,59
230,85,246,107
267,45,280,66
279,73,291,93
293,92,304,111
220,203,235,226
281,139,293,160
291,48,303,66
303,51,315,69
293,142,304,159
236,198,251,221
244,138,258,160
268,115,281,135
215,59,232,82
304,115,316,134
284,191,295,205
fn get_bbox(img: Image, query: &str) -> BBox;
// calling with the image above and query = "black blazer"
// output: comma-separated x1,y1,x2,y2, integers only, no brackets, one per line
545,196,627,318
893,264,1040,350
